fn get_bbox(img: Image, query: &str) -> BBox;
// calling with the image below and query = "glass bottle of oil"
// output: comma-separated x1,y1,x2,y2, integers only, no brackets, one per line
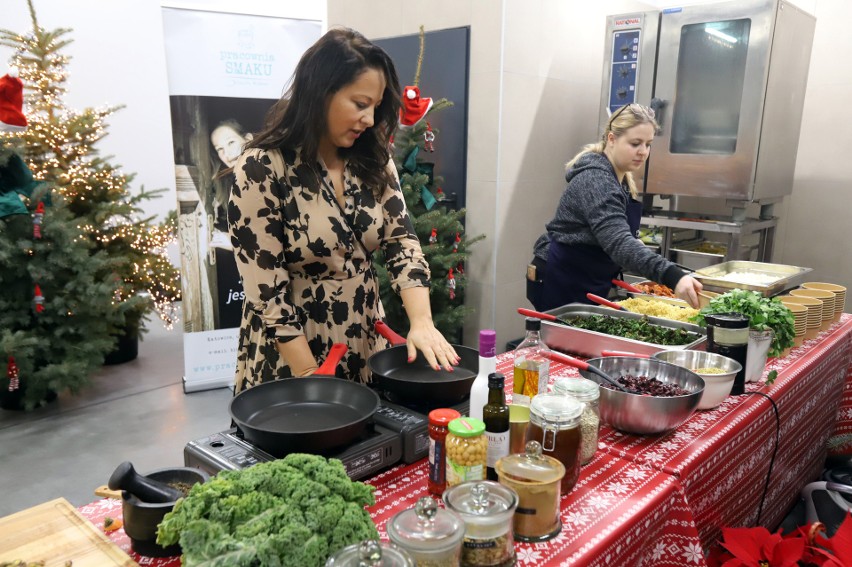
513,318,550,406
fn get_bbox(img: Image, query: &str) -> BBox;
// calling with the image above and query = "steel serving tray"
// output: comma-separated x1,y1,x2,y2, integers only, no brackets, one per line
692,261,813,297
540,304,706,358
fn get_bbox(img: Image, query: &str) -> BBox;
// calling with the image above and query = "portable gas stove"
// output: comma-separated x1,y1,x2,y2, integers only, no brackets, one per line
184,396,469,480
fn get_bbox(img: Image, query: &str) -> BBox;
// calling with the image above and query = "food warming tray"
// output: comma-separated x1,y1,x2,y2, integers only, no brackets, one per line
692,261,812,297
540,304,706,359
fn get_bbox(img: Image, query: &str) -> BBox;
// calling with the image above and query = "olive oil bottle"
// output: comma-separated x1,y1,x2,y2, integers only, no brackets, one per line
484,372,510,481
513,317,550,405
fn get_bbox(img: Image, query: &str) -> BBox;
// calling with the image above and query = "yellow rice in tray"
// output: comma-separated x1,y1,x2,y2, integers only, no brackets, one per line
617,297,699,323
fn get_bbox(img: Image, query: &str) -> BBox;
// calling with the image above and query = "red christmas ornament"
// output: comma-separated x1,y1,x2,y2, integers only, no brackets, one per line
453,232,461,253
456,262,465,276
424,122,435,152
447,268,456,300
33,284,44,313
429,228,438,245
33,201,45,239
7,356,19,392
435,187,445,201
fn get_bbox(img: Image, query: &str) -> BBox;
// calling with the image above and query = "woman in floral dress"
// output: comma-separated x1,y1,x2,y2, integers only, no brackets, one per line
228,28,459,391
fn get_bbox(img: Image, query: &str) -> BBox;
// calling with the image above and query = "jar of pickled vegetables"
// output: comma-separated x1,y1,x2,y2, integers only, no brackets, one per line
553,377,600,465
446,417,487,487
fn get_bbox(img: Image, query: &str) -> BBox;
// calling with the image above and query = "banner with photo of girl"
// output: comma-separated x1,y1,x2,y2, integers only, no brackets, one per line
161,7,321,392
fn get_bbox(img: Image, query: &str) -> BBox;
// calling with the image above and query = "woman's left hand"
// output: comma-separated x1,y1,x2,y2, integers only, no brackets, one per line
405,320,460,372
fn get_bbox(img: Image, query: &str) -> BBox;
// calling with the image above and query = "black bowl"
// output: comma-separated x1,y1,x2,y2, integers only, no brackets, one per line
121,467,209,557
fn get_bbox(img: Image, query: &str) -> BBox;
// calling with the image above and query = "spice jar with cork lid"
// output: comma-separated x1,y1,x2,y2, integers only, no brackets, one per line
386,496,465,567
553,377,601,465
495,441,564,543
443,481,518,567
525,392,583,493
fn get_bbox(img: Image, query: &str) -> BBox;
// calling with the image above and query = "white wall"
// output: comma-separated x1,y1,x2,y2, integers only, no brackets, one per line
0,0,326,221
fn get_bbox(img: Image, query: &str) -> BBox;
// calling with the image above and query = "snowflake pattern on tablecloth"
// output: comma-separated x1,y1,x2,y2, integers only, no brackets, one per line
682,542,704,564
651,541,667,560
564,510,591,526
516,547,545,563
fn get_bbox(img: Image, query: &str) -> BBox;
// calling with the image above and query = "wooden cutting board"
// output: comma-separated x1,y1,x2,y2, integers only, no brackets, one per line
0,498,137,566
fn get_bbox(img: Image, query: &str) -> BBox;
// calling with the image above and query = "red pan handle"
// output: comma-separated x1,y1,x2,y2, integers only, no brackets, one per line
517,307,557,321
375,321,407,347
601,350,650,359
545,350,590,371
612,278,643,294
586,293,625,310
314,343,348,375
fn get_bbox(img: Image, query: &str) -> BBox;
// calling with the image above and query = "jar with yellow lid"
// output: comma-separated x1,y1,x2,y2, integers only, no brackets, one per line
446,417,487,487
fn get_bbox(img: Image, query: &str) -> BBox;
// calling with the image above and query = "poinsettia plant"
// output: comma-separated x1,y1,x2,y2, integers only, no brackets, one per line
707,512,852,567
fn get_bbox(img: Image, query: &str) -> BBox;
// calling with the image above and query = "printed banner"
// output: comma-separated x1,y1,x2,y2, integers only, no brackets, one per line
161,7,321,392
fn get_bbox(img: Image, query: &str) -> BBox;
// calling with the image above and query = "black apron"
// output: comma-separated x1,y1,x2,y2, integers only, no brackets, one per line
538,198,642,312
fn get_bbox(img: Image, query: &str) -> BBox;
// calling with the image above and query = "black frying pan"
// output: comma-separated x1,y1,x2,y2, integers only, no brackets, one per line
229,344,380,457
368,321,479,405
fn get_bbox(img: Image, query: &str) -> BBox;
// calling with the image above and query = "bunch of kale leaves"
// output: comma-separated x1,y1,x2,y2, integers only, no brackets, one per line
157,453,378,566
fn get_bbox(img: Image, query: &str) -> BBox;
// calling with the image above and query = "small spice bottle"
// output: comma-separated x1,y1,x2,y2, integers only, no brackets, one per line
446,417,487,487
553,377,601,465
525,393,583,493
428,408,462,496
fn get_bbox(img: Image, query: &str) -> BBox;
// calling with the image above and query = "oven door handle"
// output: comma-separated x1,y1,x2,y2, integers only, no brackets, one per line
650,97,668,133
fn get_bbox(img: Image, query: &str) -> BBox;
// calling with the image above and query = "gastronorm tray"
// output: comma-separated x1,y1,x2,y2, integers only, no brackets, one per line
540,304,706,359
692,260,813,297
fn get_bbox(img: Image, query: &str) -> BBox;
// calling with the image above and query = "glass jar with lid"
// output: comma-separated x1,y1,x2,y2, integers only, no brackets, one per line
386,496,465,567
525,393,583,493
446,417,487,487
325,539,414,567
443,481,518,567
705,312,749,395
495,441,564,543
553,377,601,465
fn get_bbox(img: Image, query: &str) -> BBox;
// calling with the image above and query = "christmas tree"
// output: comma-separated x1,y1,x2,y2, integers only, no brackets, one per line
374,29,484,340
0,0,180,341
1,145,124,410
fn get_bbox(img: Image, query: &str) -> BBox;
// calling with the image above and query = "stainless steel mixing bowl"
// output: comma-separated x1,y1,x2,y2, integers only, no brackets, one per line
652,350,741,410
579,357,704,435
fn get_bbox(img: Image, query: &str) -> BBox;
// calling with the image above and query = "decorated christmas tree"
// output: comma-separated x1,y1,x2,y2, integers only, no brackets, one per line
0,0,180,342
373,29,484,339
1,143,123,410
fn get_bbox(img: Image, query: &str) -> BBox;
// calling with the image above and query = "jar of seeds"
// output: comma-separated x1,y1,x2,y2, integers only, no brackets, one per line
553,377,600,465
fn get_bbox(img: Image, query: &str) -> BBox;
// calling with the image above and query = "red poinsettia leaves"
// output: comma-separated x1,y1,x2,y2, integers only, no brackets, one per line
719,526,806,567
720,526,773,562
766,537,806,567
814,512,852,567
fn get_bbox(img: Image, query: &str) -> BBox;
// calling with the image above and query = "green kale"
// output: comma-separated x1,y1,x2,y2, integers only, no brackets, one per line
157,454,378,567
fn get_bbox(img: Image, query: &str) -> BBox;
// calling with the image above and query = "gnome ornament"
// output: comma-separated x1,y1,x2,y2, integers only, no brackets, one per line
447,268,456,300
0,70,27,132
33,201,44,239
453,232,461,253
399,86,433,127
33,284,44,313
7,356,19,392
428,228,438,245
423,122,435,152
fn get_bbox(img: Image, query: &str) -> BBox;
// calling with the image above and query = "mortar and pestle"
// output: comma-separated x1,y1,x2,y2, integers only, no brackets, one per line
108,461,209,557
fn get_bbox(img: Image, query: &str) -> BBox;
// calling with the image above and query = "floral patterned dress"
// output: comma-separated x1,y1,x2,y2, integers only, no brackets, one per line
228,147,429,392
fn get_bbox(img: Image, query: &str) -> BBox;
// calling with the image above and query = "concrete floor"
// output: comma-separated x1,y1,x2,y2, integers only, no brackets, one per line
0,313,234,517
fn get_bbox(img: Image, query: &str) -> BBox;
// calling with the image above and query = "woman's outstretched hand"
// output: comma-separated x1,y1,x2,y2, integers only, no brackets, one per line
675,275,704,309
406,320,460,372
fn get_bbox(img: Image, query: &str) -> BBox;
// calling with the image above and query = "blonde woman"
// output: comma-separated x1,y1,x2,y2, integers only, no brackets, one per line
530,103,702,310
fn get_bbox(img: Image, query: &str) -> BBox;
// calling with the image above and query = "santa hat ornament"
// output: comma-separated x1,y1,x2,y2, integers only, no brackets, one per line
0,69,27,132
399,86,433,127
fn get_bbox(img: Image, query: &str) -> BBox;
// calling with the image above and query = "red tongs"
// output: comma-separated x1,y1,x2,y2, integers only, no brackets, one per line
611,278,643,294
586,293,625,311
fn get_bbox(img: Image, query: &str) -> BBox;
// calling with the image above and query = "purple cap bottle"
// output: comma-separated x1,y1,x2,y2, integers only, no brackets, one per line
479,330,496,358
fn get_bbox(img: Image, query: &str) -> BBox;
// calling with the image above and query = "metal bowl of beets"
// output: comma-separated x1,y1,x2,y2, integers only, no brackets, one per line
579,357,704,435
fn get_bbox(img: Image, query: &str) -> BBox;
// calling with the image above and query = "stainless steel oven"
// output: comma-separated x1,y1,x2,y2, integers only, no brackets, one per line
599,0,815,205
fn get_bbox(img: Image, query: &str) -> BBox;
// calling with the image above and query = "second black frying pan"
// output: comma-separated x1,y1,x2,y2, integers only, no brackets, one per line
368,321,479,405
229,344,380,457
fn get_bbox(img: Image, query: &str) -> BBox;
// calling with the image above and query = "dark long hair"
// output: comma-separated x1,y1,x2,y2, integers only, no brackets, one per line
248,28,401,193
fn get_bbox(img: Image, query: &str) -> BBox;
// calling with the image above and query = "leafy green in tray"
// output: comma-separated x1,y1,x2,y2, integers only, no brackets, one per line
564,314,699,345
157,453,378,567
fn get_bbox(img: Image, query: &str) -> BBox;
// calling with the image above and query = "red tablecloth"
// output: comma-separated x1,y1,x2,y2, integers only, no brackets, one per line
77,313,852,566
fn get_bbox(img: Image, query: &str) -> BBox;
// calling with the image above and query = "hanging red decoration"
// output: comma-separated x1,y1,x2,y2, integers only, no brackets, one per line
456,262,465,277
435,187,445,201
33,201,45,239
447,268,456,300
7,356,19,392
33,284,44,313
453,232,461,253
424,122,435,152
429,228,438,245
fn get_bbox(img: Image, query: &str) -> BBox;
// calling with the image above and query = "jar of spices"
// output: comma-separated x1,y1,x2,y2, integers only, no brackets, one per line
386,496,465,567
446,417,487,487
495,441,565,543
325,539,415,567
525,393,583,493
428,408,462,496
443,481,518,567
553,377,600,465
